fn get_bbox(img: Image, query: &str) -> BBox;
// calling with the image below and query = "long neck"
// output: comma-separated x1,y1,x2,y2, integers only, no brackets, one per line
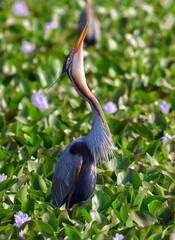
87,104,114,164
86,0,93,7
69,46,106,123
69,74,106,124
68,47,115,163
68,69,114,164
86,0,93,18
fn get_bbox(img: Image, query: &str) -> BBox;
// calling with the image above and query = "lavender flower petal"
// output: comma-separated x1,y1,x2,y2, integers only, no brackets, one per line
31,90,49,110
159,101,171,114
0,173,7,182
19,229,26,238
12,0,29,16
112,233,124,240
45,21,58,31
161,135,169,144
161,133,175,144
21,42,34,54
14,211,31,228
103,101,117,114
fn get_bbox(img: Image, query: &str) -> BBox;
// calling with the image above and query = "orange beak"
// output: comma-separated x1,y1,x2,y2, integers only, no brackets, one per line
74,21,89,53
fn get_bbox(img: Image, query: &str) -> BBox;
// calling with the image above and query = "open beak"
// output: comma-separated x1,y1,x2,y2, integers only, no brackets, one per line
74,21,89,53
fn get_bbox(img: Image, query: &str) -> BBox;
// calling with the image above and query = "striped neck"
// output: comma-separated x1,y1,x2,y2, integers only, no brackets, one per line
68,68,114,164
86,107,114,164
67,46,114,163
68,70,106,123
68,47,106,122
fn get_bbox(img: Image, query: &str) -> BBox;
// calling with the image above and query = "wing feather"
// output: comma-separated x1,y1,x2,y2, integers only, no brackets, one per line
52,143,83,207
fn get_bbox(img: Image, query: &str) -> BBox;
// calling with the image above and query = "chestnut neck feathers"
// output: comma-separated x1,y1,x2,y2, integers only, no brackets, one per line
67,44,114,163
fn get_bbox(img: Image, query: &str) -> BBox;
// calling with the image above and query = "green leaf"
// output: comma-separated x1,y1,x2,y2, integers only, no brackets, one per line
119,169,142,189
117,142,133,158
0,150,11,161
29,172,47,192
158,204,175,225
0,226,7,233
42,211,58,232
27,102,43,120
0,208,15,216
120,204,129,223
0,178,17,191
22,199,35,215
32,219,55,236
79,208,92,223
95,190,110,212
132,123,153,140
148,200,163,214
134,188,148,210
64,225,81,240
39,132,53,148
130,210,157,227
15,185,28,202
30,134,43,147
28,160,43,175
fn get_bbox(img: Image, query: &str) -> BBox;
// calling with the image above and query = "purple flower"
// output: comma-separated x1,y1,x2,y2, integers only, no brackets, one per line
103,101,117,114
19,229,26,238
159,101,171,114
21,42,34,54
0,173,7,182
112,233,124,240
45,21,58,31
12,0,29,16
31,90,49,110
14,211,31,228
161,133,175,144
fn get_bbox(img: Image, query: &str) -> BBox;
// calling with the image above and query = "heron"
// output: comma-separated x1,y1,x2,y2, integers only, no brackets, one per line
78,0,101,46
52,22,114,209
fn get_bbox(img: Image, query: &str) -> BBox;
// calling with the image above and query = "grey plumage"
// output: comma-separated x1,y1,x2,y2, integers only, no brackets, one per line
52,22,114,209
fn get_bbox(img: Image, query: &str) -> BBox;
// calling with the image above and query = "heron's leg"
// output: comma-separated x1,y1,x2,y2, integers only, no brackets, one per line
66,163,82,209
66,186,75,209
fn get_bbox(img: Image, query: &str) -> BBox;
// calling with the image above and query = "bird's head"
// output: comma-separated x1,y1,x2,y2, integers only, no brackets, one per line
46,22,89,92
61,21,89,80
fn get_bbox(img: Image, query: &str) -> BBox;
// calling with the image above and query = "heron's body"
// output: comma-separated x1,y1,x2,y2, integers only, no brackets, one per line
52,137,96,208
78,0,101,46
52,22,114,209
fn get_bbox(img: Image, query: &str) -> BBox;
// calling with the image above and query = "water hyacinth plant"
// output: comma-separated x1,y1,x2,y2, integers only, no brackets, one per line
44,21,58,32
19,229,26,238
159,101,171,114
0,173,7,182
12,0,29,16
112,233,124,240
0,0,175,239
14,211,31,228
31,90,49,110
103,101,117,114
161,133,175,144
21,42,35,54
13,211,31,238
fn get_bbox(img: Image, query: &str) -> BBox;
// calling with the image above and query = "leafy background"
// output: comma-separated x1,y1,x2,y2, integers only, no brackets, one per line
0,0,175,239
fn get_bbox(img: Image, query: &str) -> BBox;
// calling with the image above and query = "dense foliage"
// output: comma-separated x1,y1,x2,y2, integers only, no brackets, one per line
0,0,175,239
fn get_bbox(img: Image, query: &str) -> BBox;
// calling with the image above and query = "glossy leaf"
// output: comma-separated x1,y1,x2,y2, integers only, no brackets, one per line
131,210,158,227
0,0,175,239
